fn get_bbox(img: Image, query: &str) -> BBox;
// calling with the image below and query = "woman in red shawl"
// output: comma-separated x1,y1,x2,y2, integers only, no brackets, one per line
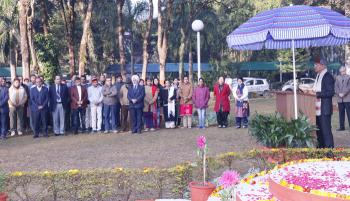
213,76,231,128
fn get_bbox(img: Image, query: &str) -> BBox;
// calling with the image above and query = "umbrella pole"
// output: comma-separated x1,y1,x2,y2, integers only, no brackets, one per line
292,39,298,119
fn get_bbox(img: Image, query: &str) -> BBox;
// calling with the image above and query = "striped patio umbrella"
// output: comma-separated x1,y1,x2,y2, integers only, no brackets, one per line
227,5,350,119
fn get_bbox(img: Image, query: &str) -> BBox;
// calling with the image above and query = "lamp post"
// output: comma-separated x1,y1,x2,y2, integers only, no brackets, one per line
192,20,204,81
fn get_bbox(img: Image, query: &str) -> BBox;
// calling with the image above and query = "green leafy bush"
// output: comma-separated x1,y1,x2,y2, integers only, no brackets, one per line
34,33,60,83
0,170,5,192
249,113,317,148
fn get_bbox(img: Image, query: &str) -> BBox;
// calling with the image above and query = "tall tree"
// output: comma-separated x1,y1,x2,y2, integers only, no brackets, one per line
141,0,153,80
78,0,93,76
39,0,49,35
157,0,174,84
27,0,38,71
19,0,30,78
59,0,76,77
0,0,20,80
117,0,126,78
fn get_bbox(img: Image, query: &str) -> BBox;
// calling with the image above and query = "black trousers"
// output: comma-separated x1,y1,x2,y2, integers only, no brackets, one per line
338,102,350,129
216,111,229,127
316,115,334,148
72,107,86,133
32,108,48,137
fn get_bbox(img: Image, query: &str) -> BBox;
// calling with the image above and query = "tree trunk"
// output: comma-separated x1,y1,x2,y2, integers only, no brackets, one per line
28,0,38,71
87,27,98,74
345,1,350,73
78,0,93,77
189,41,193,83
178,21,185,81
19,0,30,79
141,0,153,80
39,0,49,35
60,0,76,77
130,31,134,75
157,0,173,85
10,44,17,80
117,0,126,78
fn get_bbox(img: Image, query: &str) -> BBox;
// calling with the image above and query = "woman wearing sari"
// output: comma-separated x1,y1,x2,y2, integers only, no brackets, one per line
160,80,177,128
232,77,249,129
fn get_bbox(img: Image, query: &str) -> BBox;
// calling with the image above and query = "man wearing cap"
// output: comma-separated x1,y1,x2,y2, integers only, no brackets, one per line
335,67,350,131
127,75,145,134
312,58,335,148
88,78,103,133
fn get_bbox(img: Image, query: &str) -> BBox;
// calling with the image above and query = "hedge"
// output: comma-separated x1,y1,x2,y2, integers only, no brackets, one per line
5,148,350,201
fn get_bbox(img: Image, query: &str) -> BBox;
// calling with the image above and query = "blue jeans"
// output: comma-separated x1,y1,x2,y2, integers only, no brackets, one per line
197,108,206,128
115,103,121,128
236,117,248,127
103,104,116,131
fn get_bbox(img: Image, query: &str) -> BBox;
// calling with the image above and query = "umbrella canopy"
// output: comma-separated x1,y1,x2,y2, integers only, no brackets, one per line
226,5,350,119
227,5,350,50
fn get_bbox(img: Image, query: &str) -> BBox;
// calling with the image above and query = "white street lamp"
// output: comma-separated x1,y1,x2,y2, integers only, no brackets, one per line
192,20,204,81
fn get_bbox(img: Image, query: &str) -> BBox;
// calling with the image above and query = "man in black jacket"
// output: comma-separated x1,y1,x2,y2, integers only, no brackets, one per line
312,58,335,148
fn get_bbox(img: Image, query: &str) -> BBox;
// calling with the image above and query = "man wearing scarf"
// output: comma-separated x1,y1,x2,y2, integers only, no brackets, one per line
312,58,335,148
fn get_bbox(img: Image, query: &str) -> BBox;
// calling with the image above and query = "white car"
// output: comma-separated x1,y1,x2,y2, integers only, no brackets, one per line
281,78,315,92
229,77,270,96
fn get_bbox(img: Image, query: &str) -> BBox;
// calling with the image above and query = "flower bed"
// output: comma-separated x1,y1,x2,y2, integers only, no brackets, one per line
4,148,350,200
210,157,350,201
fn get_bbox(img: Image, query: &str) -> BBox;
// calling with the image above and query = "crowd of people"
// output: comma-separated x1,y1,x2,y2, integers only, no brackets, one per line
0,74,251,139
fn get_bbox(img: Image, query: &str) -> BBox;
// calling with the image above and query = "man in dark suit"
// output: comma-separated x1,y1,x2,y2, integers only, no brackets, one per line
127,75,145,134
70,77,88,134
30,77,49,138
0,77,9,140
312,58,335,148
49,75,70,136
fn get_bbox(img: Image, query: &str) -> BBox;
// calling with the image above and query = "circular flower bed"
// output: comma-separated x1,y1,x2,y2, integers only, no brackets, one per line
209,158,350,201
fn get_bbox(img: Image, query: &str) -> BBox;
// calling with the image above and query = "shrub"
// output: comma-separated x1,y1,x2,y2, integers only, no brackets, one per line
249,113,317,148
0,171,5,192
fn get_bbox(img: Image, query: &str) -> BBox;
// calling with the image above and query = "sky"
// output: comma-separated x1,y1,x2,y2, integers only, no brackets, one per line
131,0,158,17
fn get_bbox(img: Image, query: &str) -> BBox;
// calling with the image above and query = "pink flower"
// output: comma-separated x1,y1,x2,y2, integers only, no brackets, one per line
219,170,240,188
197,136,206,150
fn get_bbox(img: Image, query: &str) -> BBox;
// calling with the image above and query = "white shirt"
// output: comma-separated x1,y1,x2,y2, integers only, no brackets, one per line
77,85,82,101
37,86,42,92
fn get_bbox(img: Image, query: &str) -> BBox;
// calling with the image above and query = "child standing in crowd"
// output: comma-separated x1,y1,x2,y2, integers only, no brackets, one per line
193,78,210,129
179,76,193,128
120,77,131,132
232,77,249,129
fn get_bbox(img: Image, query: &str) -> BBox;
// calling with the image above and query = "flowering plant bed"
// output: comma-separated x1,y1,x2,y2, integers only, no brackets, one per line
209,158,350,201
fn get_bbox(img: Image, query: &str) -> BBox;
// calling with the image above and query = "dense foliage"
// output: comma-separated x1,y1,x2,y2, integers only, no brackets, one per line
0,0,348,82
249,113,317,148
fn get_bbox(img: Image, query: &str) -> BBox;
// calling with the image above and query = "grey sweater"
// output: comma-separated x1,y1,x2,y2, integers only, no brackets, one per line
102,85,118,105
335,74,350,103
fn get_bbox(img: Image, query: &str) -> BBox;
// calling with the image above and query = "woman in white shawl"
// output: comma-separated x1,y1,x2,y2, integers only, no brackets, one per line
160,80,177,128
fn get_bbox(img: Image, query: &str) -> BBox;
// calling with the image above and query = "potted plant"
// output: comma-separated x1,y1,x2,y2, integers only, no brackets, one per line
0,171,7,201
189,136,216,201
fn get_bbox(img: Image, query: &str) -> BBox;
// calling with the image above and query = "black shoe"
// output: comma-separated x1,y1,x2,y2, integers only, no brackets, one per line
54,134,60,136
336,128,345,131
33,135,39,138
74,131,78,135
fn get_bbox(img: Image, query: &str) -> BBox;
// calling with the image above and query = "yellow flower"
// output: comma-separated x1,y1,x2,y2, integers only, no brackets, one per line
143,167,151,174
11,171,24,177
114,167,123,172
68,169,80,175
42,171,52,177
